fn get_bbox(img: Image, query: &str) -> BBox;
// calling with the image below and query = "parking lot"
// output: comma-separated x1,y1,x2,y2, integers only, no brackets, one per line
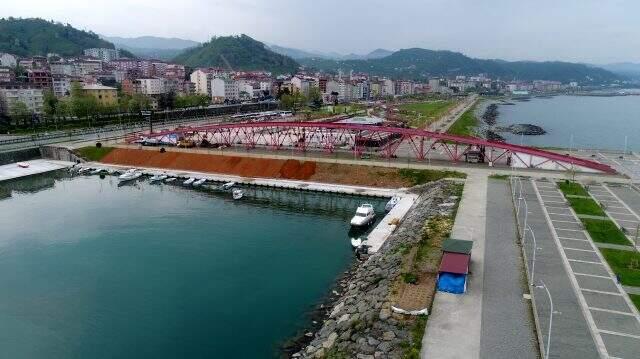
530,179,640,358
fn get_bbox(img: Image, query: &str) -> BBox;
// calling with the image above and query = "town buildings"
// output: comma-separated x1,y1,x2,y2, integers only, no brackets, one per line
84,48,120,62
0,83,44,114
82,83,117,106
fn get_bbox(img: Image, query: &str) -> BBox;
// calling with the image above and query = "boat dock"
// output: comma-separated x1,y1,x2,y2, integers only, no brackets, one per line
79,162,419,253
0,159,74,182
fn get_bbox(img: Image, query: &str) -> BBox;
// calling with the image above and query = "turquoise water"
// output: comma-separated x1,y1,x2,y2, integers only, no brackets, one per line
0,172,386,358
497,95,640,151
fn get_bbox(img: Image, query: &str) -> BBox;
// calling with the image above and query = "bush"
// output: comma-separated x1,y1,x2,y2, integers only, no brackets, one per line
402,272,418,284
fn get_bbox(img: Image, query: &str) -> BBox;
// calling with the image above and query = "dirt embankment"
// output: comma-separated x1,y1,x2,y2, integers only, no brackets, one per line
100,148,414,188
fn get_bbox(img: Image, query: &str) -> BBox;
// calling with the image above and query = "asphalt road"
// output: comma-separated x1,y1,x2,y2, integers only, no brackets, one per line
480,179,538,358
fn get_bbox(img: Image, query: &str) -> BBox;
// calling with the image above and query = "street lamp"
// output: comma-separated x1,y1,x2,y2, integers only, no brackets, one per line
534,281,560,359
524,225,538,285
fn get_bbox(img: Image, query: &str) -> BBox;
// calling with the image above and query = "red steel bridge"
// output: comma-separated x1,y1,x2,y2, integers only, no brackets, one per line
130,121,616,174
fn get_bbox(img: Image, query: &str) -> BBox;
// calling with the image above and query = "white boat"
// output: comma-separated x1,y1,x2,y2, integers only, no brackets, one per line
149,174,168,182
118,171,142,182
183,177,196,186
78,167,92,174
221,181,236,190
350,204,376,227
90,168,104,175
193,178,207,187
164,177,177,183
17,162,29,168
232,189,244,200
385,196,401,212
351,237,363,248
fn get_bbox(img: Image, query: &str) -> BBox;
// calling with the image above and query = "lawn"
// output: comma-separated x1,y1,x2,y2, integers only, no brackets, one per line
400,100,456,128
557,181,589,197
567,197,606,217
581,219,631,246
447,106,478,136
600,248,640,287
76,146,114,161
398,168,466,185
630,294,640,311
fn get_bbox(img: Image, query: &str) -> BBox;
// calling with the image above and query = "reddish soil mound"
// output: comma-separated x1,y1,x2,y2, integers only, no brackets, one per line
101,148,316,180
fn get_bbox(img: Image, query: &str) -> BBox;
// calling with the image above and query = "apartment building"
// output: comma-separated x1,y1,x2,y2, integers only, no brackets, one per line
82,84,117,106
190,68,226,96
0,53,17,67
0,83,44,114
27,69,53,90
210,78,239,103
0,67,14,83
138,78,167,95
52,75,74,97
84,48,120,62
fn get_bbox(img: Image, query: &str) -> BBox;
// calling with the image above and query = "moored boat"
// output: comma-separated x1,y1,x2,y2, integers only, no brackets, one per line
183,177,196,186
164,177,177,183
232,189,244,200
222,181,236,190
193,178,207,187
385,196,401,212
118,170,142,182
350,204,375,227
17,162,30,168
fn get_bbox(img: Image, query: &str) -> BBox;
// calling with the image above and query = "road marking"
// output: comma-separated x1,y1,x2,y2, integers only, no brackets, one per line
543,200,567,204
589,307,634,316
555,228,584,232
564,247,596,253
598,329,640,340
569,259,605,265
551,219,581,224
608,211,635,216
547,212,573,216
574,272,612,279
559,237,589,242
581,288,622,296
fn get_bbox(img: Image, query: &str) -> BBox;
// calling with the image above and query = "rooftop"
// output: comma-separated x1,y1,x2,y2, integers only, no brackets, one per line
82,84,116,91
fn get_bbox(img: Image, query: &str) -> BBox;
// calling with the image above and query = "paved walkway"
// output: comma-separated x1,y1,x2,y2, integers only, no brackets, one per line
421,171,487,359
533,180,640,358
480,179,538,358
0,159,73,182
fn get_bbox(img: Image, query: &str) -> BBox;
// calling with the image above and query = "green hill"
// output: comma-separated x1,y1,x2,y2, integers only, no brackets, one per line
0,18,116,57
300,48,620,83
174,35,299,74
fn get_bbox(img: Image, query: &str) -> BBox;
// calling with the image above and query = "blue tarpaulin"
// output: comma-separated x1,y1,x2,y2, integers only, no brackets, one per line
437,272,467,294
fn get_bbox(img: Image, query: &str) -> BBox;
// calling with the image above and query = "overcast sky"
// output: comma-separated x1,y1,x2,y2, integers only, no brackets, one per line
2,0,638,63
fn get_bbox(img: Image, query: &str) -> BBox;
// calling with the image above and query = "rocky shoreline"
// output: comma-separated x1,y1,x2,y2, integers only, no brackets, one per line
475,99,547,140
287,180,458,358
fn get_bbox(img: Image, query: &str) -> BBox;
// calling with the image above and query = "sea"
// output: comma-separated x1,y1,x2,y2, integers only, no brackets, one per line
0,172,386,358
493,95,640,152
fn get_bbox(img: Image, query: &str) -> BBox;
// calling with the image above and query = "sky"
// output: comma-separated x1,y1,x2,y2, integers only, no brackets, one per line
2,0,639,64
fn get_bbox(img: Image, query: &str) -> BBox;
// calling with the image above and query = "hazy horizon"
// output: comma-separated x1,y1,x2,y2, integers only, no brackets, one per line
2,0,640,64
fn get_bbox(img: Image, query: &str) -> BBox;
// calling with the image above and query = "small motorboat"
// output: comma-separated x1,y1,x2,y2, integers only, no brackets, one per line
385,196,401,212
221,181,236,190
90,168,104,175
183,177,196,186
17,162,29,168
232,189,244,200
78,167,92,174
350,204,376,227
164,177,177,183
118,170,142,182
351,237,363,248
149,174,168,182
193,178,207,187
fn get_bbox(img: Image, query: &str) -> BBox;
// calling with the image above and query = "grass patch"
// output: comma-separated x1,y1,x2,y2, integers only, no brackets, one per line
76,146,114,161
600,249,640,287
398,168,466,186
447,105,478,136
630,294,640,311
582,219,631,246
566,197,606,217
400,100,456,128
402,315,428,359
489,174,510,180
558,181,589,197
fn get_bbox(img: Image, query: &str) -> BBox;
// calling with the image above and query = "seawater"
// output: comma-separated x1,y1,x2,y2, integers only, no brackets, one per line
495,95,640,151
0,172,387,358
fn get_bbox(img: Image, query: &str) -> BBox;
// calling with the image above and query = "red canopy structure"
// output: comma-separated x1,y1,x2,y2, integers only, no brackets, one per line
439,252,471,275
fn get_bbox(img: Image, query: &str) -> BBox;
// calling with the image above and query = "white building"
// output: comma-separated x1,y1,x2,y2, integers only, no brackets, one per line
210,78,239,103
190,68,226,96
138,78,167,95
83,48,120,62
0,84,44,114
0,53,17,67
382,79,395,96
52,75,74,97
291,76,314,97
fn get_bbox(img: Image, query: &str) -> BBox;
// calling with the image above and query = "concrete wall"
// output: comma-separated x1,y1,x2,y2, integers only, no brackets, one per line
0,148,40,165
39,146,84,163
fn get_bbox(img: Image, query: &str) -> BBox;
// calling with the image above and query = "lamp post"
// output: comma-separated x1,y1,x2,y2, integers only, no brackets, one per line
525,225,538,285
534,281,559,359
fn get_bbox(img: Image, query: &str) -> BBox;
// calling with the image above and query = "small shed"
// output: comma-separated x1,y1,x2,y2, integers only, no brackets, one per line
437,239,473,294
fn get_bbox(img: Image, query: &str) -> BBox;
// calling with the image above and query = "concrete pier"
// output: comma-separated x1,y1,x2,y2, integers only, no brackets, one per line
0,159,74,182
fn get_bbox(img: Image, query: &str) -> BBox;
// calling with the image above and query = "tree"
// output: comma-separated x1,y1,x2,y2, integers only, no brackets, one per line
308,86,323,110
9,101,31,127
42,90,58,116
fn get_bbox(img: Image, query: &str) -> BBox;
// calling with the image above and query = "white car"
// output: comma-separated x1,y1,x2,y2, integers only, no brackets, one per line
350,204,376,227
